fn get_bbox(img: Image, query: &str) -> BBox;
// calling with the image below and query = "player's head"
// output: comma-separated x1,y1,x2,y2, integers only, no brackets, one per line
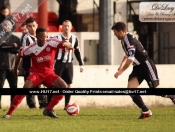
36,28,47,46
111,22,127,40
25,17,38,36
62,20,72,33
20,22,28,35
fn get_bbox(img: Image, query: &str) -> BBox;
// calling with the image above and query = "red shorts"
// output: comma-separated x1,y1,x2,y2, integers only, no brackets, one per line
27,71,59,88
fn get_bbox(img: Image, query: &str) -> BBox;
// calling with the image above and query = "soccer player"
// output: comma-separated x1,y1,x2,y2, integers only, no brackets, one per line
20,22,28,35
18,17,47,109
111,22,175,119
3,28,72,118
48,20,84,109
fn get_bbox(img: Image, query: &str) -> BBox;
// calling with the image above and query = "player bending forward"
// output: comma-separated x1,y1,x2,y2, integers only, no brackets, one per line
3,28,73,118
111,22,175,119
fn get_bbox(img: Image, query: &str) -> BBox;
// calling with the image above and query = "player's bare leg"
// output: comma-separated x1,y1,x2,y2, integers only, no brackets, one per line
127,77,139,88
51,77,67,88
128,77,152,119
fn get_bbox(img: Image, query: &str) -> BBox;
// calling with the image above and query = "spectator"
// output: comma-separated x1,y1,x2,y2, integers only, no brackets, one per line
0,0,10,11
0,20,21,109
0,5,16,32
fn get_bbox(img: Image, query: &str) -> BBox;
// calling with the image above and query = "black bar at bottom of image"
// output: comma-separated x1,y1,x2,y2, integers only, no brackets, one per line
0,88,175,95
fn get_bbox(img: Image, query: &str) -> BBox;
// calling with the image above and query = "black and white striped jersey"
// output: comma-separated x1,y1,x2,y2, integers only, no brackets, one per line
21,32,37,71
54,33,84,66
121,33,149,66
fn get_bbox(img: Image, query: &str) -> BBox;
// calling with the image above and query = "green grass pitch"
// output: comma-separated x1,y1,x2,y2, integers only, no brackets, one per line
0,107,175,132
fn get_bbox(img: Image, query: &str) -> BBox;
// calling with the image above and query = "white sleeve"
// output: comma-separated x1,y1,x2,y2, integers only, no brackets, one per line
47,38,61,48
22,35,27,46
23,43,35,56
23,47,31,56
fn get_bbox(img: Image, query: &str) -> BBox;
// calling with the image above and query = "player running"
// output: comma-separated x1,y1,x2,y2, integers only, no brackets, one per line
111,22,175,119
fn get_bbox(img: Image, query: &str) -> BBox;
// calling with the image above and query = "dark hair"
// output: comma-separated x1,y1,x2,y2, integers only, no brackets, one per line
25,17,37,24
0,6,9,12
36,28,46,35
21,22,26,27
111,22,126,32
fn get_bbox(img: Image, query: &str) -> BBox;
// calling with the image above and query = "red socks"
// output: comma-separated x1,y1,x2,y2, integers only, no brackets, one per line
7,95,25,115
46,95,63,110
7,95,64,115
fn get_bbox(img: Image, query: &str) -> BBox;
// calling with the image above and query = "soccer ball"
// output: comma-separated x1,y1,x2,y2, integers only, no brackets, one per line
66,102,80,116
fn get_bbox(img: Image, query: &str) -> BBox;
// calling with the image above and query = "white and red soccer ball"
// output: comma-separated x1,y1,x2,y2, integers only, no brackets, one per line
66,103,80,116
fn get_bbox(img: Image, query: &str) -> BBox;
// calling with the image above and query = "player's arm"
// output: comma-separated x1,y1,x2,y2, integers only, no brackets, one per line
115,44,135,79
48,38,73,49
62,41,73,49
14,35,27,76
14,45,32,76
119,59,133,73
74,38,84,72
14,51,23,76
118,55,128,71
114,58,133,79
57,40,73,50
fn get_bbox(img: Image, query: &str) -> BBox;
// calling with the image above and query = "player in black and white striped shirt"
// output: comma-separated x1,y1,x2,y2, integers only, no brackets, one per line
111,22,175,119
48,20,84,109
21,30,36,73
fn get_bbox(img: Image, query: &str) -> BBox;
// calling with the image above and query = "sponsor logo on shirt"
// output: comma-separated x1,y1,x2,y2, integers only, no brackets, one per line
36,54,51,63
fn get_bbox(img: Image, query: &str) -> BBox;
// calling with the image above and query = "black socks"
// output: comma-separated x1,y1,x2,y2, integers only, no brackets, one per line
130,95,149,112
65,95,71,107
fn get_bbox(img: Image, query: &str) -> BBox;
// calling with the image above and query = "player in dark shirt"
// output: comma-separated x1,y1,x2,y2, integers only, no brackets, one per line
111,22,175,119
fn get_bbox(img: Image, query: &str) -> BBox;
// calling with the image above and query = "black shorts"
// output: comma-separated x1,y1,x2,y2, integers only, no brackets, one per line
128,59,159,88
54,60,73,84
